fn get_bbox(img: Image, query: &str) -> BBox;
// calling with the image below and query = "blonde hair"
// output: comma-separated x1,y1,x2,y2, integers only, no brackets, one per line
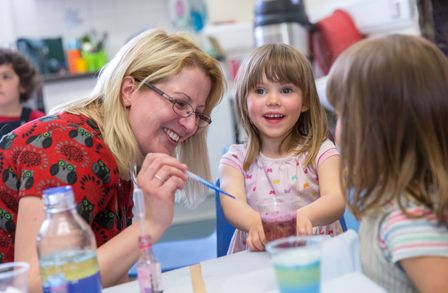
327,34,448,225
55,29,225,206
235,43,328,170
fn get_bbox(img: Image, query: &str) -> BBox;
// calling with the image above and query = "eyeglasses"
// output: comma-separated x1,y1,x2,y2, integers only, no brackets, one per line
136,79,212,127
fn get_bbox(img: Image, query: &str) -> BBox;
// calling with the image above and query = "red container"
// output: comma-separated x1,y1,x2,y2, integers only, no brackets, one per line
66,49,81,74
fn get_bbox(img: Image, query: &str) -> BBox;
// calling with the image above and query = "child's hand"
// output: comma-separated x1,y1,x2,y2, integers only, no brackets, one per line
296,212,313,235
246,218,266,251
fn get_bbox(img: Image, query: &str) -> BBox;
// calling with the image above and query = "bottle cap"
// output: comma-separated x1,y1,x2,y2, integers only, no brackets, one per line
42,185,76,211
138,235,153,250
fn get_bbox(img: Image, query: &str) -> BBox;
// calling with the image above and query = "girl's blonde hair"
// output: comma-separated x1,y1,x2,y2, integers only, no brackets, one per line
327,34,448,225
235,43,328,170
54,29,225,206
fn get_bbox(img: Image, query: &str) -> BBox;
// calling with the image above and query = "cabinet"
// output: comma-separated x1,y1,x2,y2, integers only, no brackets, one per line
39,74,97,113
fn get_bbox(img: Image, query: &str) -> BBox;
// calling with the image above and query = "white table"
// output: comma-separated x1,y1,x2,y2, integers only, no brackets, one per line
104,250,385,293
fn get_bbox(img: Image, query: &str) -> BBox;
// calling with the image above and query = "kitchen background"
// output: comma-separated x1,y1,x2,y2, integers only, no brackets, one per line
0,0,425,266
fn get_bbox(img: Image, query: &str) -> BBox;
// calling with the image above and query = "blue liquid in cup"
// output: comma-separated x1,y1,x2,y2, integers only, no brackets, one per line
271,248,320,293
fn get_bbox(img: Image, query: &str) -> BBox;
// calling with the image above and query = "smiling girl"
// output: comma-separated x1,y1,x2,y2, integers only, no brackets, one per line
219,43,345,253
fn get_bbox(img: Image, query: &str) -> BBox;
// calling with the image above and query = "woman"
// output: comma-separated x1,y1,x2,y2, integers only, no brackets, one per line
0,29,224,291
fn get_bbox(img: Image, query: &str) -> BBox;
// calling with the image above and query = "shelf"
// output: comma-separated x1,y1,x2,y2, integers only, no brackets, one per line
43,72,97,83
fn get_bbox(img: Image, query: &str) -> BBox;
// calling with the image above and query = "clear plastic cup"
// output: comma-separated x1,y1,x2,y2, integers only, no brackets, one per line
255,195,300,242
266,236,325,293
0,262,29,293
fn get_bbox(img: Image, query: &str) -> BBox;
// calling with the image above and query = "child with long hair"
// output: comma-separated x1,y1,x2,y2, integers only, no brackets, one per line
219,43,345,253
327,34,448,292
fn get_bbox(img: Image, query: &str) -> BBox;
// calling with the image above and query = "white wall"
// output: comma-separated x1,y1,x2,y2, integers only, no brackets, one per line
0,0,16,47
0,0,173,56
207,0,256,23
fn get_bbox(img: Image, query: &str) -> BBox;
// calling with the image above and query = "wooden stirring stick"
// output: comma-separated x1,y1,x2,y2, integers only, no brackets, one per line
190,263,207,293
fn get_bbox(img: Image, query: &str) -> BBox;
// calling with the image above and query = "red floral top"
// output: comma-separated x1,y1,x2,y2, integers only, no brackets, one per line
0,112,133,263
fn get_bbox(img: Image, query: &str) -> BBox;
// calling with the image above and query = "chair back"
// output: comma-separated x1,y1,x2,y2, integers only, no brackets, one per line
215,179,236,257
342,207,359,232
339,213,348,232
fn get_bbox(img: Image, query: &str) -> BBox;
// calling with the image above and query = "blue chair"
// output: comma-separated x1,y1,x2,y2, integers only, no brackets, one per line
128,232,216,278
341,207,359,232
342,189,360,232
129,199,218,277
129,231,217,277
339,213,348,232
153,232,216,271
215,179,236,257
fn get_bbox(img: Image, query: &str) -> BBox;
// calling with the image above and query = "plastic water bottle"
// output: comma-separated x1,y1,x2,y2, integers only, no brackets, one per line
137,235,163,293
36,186,102,293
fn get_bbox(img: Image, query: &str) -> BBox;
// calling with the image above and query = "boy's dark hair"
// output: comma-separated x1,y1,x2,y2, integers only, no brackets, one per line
0,48,40,103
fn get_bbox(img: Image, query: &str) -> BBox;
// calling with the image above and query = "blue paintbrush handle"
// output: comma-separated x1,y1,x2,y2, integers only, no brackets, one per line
186,171,236,200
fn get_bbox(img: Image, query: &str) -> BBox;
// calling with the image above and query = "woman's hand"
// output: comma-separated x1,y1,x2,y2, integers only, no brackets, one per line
246,216,266,251
296,212,313,235
136,153,188,238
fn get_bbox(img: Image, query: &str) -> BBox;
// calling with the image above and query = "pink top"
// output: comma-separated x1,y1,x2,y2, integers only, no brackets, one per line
219,139,343,253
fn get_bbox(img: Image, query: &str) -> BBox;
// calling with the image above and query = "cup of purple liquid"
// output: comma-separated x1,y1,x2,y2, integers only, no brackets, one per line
255,195,300,242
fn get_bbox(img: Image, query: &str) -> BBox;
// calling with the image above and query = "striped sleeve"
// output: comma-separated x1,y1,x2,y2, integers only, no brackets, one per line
379,206,448,263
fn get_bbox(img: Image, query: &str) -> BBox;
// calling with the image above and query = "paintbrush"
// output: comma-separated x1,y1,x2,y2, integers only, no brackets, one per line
186,171,236,200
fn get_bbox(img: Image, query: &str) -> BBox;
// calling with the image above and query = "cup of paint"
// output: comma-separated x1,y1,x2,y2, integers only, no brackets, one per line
266,235,324,293
255,195,300,242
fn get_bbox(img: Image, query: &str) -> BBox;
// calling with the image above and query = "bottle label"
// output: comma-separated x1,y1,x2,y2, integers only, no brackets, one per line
152,262,163,292
137,266,153,293
40,251,102,293
42,272,102,293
